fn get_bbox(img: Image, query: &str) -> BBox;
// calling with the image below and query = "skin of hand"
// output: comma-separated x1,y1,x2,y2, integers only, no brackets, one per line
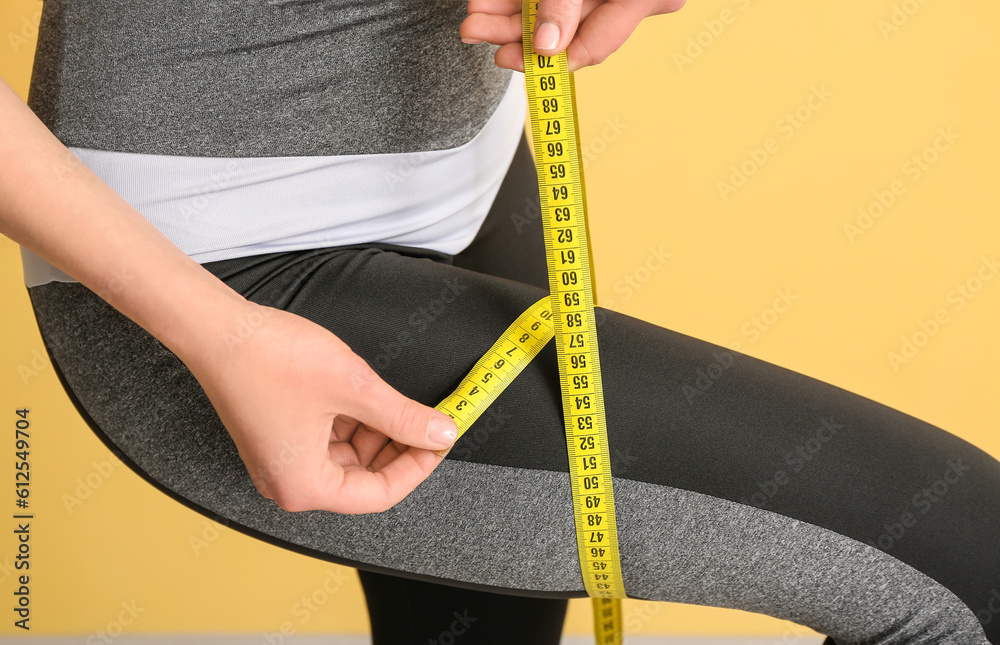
190,301,459,514
460,0,687,72
0,77,459,514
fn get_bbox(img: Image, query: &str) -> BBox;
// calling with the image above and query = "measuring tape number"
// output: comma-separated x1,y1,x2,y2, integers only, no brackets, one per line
433,3,627,643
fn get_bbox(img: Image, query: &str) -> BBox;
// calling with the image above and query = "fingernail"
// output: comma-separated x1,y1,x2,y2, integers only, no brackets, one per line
534,21,559,51
427,416,457,448
462,37,484,44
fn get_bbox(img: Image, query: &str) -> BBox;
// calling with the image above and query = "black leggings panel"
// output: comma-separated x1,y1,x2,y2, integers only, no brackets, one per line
356,132,569,644
26,131,1000,643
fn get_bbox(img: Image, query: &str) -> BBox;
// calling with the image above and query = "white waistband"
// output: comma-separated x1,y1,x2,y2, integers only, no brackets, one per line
22,73,528,287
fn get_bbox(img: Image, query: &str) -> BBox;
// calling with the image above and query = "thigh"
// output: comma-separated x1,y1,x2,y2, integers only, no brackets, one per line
26,148,999,644
355,130,570,644
31,243,999,643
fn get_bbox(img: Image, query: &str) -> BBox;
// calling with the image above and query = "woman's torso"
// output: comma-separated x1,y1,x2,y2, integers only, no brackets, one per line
22,0,527,284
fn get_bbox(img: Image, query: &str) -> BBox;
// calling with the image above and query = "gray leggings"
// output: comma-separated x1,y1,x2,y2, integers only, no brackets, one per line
27,133,1000,643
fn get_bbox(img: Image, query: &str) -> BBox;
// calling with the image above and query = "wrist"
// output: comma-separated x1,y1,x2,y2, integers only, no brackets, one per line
146,262,261,375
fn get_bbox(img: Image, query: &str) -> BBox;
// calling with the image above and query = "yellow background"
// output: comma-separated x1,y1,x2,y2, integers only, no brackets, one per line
1,0,997,638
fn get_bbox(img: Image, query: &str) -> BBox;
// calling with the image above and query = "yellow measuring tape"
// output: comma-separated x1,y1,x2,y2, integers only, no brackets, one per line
434,2,625,642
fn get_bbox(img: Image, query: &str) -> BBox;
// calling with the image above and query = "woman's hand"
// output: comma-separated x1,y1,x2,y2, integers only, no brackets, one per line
188,301,459,515
460,0,687,72
1,78,458,516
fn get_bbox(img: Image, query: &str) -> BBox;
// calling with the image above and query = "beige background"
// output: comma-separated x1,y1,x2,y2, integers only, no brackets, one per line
1,0,997,638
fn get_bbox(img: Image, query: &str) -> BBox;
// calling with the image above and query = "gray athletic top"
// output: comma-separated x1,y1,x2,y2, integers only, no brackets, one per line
28,0,514,157
22,0,526,285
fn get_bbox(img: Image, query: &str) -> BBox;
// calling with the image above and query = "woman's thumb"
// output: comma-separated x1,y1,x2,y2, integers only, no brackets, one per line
348,371,458,450
533,0,584,55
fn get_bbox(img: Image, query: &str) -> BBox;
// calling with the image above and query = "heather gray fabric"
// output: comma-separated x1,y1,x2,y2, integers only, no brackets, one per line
27,0,511,157
26,263,996,644
25,279,992,642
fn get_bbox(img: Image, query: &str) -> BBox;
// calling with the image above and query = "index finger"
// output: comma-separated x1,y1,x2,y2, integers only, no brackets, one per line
562,0,648,69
